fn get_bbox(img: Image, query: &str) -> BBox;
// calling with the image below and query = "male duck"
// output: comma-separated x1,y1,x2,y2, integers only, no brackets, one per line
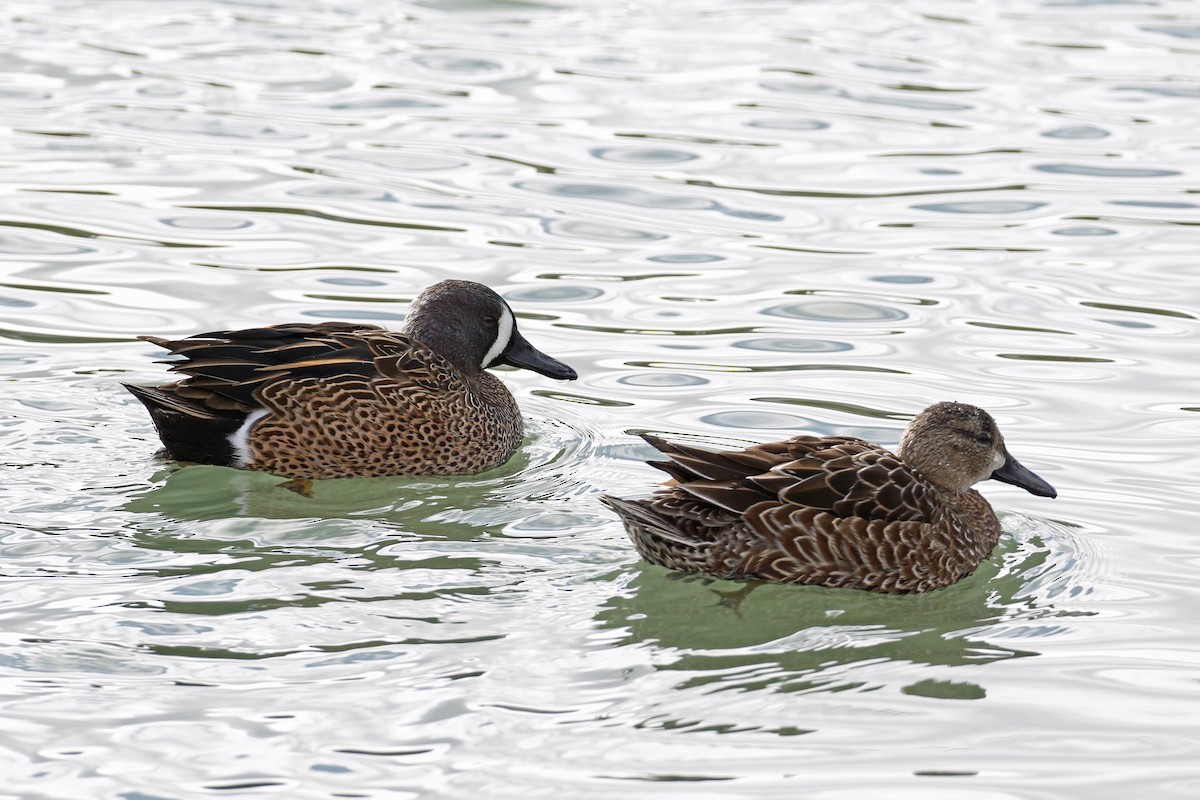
125,279,577,481
602,402,1056,594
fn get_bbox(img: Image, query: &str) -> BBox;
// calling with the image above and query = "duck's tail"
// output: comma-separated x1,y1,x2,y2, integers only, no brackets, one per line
600,494,721,574
124,383,244,466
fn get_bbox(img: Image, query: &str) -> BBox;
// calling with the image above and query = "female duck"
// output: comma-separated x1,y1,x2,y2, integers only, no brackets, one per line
602,402,1056,594
125,279,577,480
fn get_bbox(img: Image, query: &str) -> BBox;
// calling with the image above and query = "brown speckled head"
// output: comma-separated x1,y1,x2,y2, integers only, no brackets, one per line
900,402,1056,497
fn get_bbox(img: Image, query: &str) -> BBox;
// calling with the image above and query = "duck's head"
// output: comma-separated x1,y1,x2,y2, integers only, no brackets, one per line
403,279,577,380
899,401,1056,497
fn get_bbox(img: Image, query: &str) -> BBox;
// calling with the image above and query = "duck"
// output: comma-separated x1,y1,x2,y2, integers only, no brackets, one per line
124,279,577,484
601,401,1056,594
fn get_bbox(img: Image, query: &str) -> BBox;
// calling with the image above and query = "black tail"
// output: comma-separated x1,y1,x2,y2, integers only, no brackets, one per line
124,383,243,466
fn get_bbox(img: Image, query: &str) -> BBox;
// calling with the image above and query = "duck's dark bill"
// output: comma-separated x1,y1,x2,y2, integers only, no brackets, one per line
991,453,1057,498
497,330,577,380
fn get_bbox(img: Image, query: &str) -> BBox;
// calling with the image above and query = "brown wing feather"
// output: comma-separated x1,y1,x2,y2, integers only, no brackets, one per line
140,322,397,414
767,442,934,523
643,433,935,525
641,434,776,482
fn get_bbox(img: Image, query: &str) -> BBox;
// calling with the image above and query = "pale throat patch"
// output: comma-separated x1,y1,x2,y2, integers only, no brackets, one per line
480,306,515,369
229,408,270,467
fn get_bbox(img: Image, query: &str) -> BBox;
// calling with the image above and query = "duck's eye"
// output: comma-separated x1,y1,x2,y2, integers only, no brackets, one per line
975,433,993,446
482,315,497,327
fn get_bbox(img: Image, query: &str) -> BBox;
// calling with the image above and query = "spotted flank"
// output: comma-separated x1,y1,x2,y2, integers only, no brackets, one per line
602,402,1056,595
125,279,577,480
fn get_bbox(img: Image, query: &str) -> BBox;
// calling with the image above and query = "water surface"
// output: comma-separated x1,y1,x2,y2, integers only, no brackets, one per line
1,1,1199,798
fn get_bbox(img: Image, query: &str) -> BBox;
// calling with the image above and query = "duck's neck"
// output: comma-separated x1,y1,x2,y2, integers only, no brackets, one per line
899,440,975,495
406,318,481,375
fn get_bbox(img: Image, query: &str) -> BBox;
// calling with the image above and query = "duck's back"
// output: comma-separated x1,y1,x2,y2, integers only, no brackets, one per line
604,433,1001,594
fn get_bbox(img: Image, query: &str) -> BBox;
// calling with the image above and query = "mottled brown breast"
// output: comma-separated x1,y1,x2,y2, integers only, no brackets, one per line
245,335,524,479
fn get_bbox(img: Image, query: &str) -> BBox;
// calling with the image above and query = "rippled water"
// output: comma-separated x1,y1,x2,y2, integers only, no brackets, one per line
2,0,1199,797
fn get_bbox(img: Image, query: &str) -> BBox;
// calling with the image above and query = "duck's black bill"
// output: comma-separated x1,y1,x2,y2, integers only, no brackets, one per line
499,330,577,380
991,453,1057,498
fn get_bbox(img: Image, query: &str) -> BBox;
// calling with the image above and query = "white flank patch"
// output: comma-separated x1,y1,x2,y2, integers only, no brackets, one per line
229,408,270,467
480,306,515,369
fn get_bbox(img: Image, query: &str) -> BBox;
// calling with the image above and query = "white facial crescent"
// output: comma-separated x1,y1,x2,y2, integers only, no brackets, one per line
480,306,515,369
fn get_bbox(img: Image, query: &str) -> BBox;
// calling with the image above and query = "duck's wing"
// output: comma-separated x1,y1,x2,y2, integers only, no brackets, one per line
133,322,396,415
248,328,470,427
646,434,937,524
751,439,935,523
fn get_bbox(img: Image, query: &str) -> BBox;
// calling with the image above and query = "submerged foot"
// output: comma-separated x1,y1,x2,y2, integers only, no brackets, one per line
277,477,315,497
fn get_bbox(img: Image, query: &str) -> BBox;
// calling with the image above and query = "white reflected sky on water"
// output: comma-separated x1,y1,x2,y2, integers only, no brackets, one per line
0,0,1199,797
